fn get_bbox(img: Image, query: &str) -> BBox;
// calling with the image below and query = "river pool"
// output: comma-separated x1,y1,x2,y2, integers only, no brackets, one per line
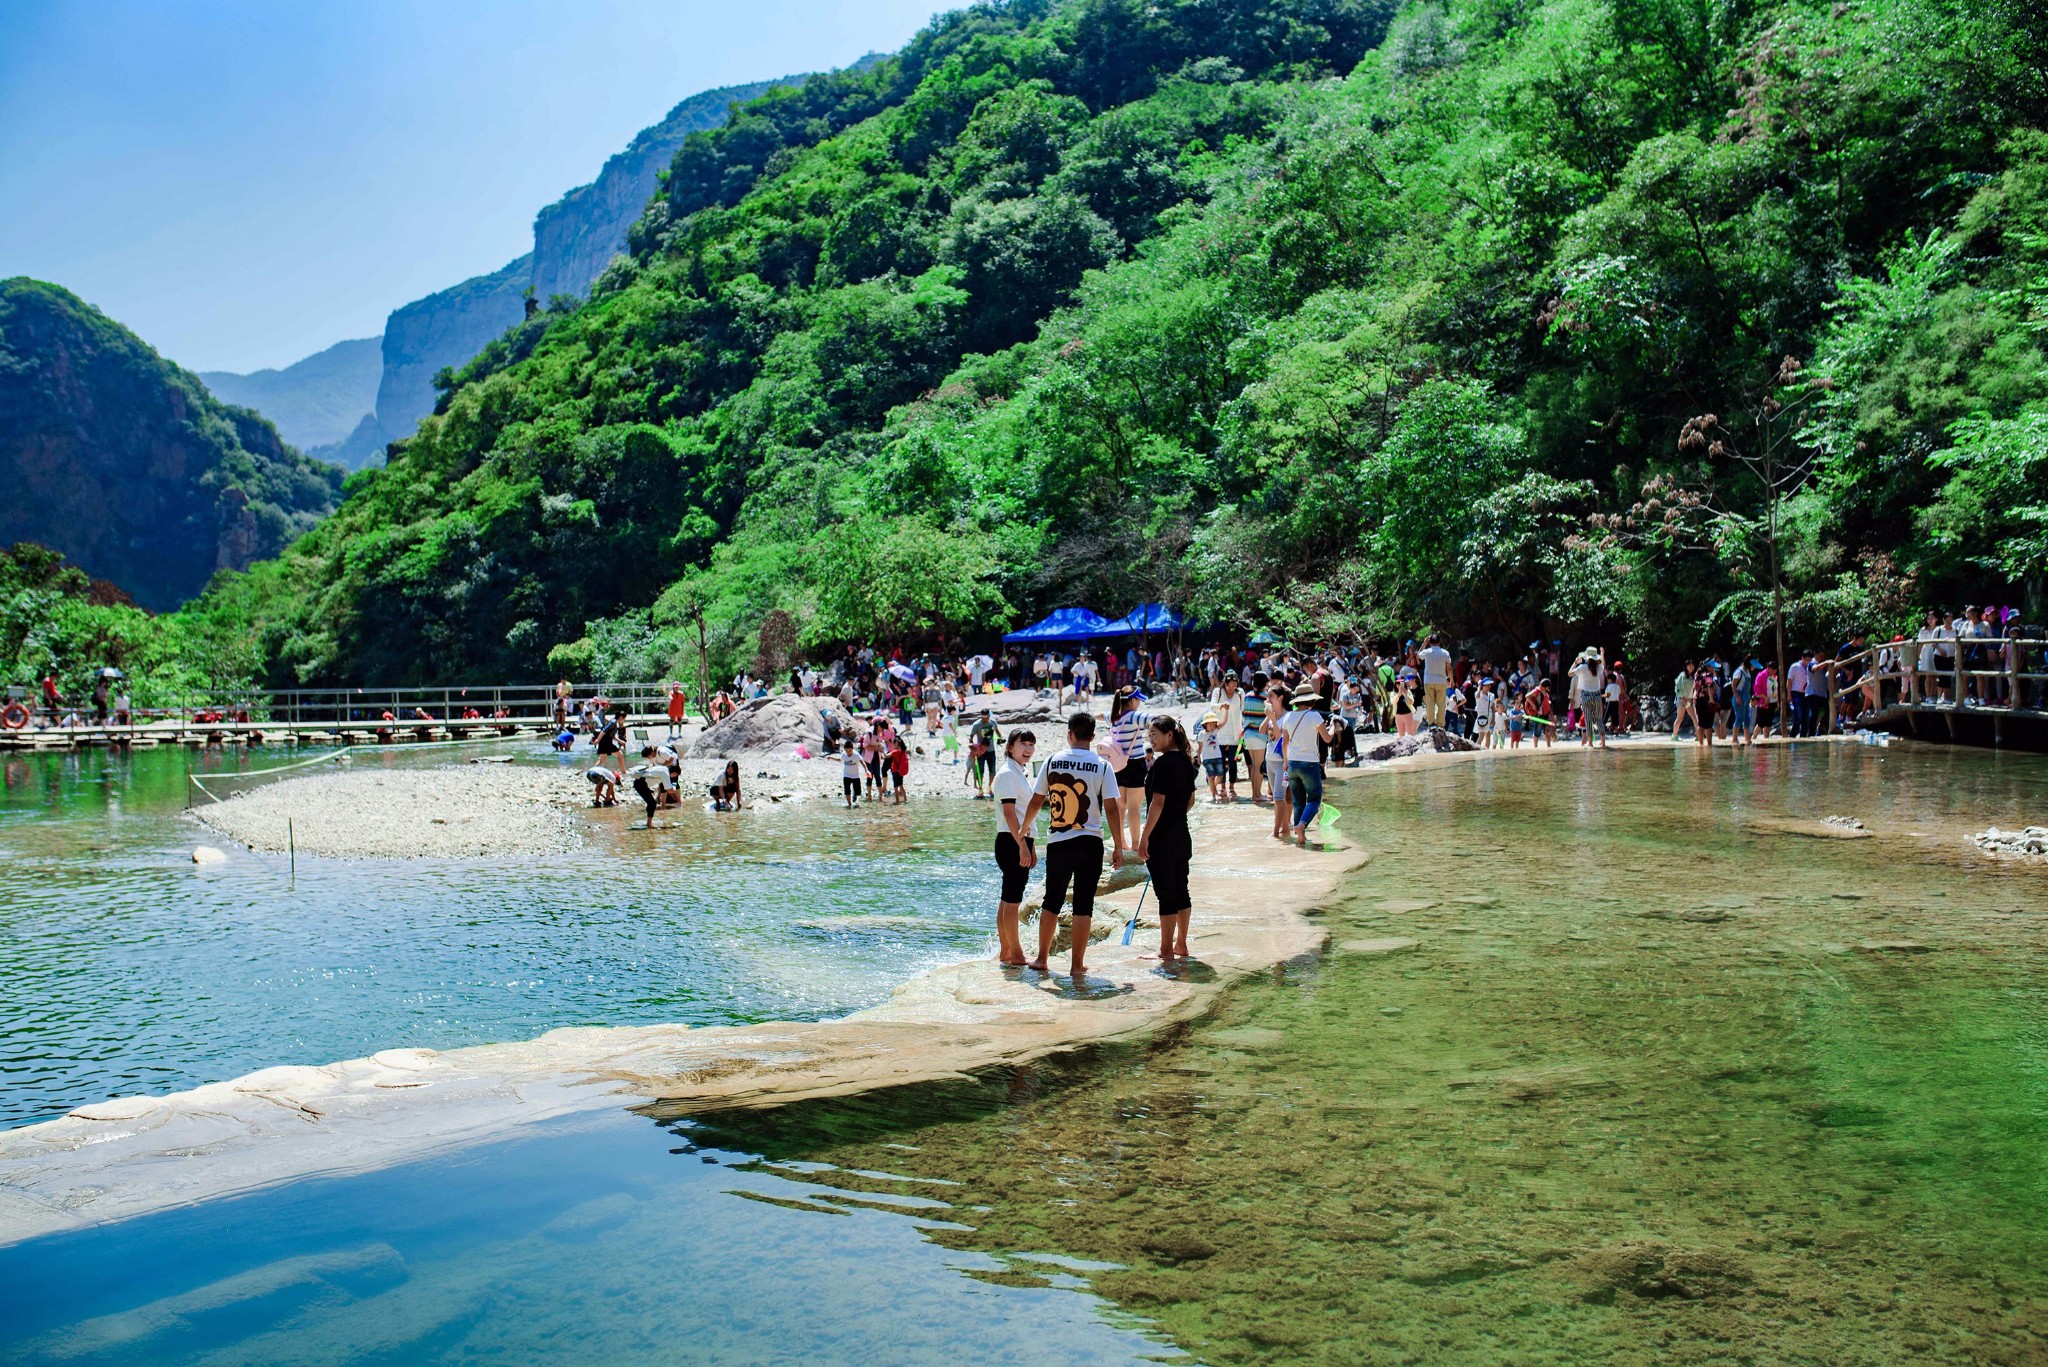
3,741,2045,1364
0,743,996,1129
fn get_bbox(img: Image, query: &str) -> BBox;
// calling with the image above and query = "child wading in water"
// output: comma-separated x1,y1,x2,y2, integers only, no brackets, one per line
1199,714,1226,801
1265,686,1292,838
888,736,910,803
840,739,862,807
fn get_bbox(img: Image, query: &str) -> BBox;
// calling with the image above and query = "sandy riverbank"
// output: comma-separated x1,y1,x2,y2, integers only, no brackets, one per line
0,800,1364,1245
190,762,584,858
186,723,1106,860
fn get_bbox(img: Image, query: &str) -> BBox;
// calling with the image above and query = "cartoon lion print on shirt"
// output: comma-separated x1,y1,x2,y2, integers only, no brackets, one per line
1046,768,1090,833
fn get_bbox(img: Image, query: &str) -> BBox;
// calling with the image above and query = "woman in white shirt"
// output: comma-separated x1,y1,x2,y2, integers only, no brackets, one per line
1279,690,1342,847
990,730,1039,967
1915,610,1954,700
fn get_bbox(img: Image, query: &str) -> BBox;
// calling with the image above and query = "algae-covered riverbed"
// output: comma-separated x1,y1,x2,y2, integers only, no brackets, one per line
685,743,2048,1365
3,742,2044,1364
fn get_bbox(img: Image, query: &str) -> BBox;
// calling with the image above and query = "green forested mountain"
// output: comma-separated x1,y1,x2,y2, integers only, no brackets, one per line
202,0,2048,686
0,279,344,612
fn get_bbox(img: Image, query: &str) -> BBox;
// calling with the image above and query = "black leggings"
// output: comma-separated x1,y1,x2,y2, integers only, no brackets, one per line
1147,849,1192,916
632,777,656,818
1043,836,1104,921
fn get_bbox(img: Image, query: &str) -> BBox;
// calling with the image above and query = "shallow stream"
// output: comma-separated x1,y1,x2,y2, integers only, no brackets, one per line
4,741,2046,1363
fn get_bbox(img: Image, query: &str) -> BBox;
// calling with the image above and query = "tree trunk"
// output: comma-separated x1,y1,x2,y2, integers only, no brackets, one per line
1767,439,1788,738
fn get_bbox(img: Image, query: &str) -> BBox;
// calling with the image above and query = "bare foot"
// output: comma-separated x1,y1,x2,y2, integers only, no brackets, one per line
1025,958,1048,972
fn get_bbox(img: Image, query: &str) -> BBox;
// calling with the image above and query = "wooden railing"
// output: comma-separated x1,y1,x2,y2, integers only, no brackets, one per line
0,681,684,735
1822,638,2048,730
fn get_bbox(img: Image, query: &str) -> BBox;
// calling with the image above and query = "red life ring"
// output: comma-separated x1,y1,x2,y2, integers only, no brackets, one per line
0,702,27,730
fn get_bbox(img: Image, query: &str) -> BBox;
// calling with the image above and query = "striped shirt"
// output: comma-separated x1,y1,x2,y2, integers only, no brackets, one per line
1240,694,1269,748
1107,709,1149,765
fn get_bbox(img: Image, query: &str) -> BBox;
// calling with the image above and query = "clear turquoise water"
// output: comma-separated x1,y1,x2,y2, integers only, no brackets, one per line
0,1107,1182,1365
4,742,2045,1364
0,744,997,1128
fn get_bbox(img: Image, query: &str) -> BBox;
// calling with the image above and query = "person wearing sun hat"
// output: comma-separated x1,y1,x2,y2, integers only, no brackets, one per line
1277,686,1342,847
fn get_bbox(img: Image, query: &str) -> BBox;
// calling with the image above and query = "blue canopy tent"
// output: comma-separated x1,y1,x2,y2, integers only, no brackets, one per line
1002,607,1116,645
1098,602,1192,635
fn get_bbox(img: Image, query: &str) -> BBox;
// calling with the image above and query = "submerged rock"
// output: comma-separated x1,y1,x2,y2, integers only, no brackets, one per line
1338,937,1419,955
1572,1239,1753,1304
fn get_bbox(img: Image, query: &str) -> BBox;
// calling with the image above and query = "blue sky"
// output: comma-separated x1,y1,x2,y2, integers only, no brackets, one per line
0,0,951,373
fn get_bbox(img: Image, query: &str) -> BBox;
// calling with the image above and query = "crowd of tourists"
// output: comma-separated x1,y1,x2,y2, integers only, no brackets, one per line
547,605,2040,979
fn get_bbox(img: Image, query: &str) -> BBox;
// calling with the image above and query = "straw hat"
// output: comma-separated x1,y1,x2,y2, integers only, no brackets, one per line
1290,689,1324,706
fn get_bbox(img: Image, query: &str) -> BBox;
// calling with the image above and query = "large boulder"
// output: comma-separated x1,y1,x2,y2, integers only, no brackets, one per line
684,695,837,758
1357,727,1477,763
686,687,1076,758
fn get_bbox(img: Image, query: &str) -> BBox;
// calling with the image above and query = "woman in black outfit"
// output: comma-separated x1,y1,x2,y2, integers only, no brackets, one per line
1137,716,1200,961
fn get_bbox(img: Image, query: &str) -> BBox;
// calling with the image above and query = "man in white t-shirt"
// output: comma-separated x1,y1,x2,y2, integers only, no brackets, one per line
1417,635,1453,727
1786,655,1811,733
1019,712,1125,979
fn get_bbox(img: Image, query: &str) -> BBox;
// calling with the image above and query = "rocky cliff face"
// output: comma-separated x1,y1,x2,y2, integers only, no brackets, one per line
0,279,343,610
531,78,790,304
346,77,795,464
212,77,801,473
373,254,533,452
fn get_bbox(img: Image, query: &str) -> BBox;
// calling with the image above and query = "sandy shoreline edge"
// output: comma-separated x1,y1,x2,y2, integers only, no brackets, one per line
0,801,1364,1247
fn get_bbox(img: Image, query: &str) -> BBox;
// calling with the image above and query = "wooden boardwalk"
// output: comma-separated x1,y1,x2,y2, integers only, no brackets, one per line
0,681,684,753
1866,702,2048,751
0,714,672,753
